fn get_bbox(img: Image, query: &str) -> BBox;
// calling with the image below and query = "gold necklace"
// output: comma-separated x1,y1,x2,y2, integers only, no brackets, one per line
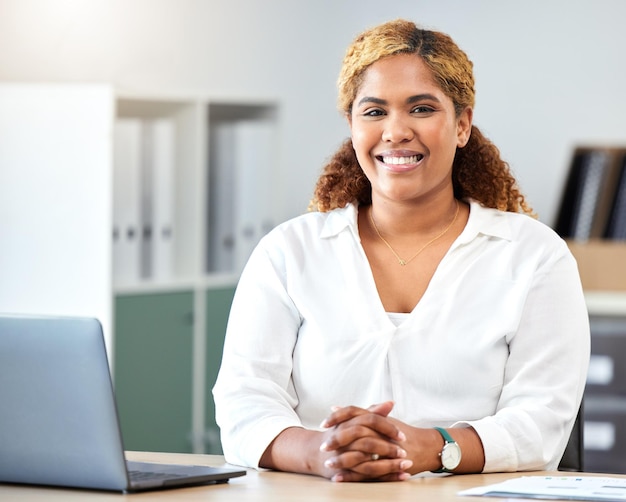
369,200,460,266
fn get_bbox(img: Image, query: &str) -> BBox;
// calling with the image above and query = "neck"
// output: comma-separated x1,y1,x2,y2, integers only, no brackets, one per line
367,198,461,267
368,197,460,238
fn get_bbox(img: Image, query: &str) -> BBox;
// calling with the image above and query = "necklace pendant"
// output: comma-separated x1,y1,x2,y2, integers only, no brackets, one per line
369,200,460,268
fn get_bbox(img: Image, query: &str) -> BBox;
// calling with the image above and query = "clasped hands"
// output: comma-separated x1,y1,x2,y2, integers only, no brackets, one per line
318,400,413,482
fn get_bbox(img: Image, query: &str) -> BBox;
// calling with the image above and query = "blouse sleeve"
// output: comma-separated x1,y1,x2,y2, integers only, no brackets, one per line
461,244,590,472
212,240,303,469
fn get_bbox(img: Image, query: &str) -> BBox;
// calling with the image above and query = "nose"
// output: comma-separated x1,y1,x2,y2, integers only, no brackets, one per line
381,113,414,143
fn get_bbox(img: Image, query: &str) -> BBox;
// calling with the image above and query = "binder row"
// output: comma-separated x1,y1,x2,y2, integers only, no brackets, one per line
555,147,626,241
113,118,174,283
206,118,275,275
113,107,278,285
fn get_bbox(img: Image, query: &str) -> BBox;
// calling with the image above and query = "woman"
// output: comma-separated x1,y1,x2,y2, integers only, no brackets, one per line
213,19,589,482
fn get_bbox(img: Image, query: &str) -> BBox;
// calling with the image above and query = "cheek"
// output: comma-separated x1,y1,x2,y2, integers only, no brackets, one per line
350,129,374,161
432,122,463,151
350,126,368,145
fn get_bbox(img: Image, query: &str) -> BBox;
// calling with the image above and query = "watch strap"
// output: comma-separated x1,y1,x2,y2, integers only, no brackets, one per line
434,426,455,444
432,427,458,473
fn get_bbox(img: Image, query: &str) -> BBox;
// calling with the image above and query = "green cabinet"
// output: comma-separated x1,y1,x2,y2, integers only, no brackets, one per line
204,286,236,454
113,285,236,454
114,290,194,453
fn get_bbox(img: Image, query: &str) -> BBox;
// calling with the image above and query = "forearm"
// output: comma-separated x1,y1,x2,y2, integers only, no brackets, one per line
259,426,326,476
440,426,485,473
258,408,486,479
402,425,485,475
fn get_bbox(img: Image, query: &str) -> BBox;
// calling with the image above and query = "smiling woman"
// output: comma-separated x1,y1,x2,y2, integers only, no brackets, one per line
213,18,589,483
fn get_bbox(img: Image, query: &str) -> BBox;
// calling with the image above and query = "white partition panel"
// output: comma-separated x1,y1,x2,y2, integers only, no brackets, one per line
0,84,114,354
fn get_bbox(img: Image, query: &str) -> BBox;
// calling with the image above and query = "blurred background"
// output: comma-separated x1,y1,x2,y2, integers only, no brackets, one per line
1,0,625,472
3,0,626,221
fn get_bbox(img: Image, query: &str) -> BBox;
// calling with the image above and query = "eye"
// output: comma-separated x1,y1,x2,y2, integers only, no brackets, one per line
411,105,435,114
362,108,385,117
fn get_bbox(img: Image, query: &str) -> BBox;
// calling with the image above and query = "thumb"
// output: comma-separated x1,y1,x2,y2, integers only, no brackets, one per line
367,401,395,417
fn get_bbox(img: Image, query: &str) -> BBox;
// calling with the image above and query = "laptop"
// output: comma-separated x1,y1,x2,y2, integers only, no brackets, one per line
0,313,246,492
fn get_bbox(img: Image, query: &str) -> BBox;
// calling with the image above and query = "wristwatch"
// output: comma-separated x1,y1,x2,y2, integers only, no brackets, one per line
432,427,462,473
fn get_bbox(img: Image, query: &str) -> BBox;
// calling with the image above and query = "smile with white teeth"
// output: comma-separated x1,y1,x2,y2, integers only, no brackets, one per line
380,154,423,165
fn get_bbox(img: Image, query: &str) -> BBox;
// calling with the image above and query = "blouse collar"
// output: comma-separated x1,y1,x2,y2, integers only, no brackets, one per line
319,200,514,243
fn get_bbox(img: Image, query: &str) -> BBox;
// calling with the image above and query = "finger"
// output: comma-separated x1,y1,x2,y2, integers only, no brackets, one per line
367,401,395,417
320,415,405,451
320,425,392,452
356,457,413,476
320,405,368,428
335,471,412,482
347,436,408,460
324,448,406,470
330,460,413,483
323,401,394,426
324,450,374,470
324,441,407,470
322,406,403,438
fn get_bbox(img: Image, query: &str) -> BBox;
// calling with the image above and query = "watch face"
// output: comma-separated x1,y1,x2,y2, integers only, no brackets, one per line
441,442,462,470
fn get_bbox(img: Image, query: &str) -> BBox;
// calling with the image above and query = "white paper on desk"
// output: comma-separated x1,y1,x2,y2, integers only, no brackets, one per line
459,476,626,501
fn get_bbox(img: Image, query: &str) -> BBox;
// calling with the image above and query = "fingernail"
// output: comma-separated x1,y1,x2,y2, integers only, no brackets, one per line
331,474,344,482
331,405,341,411
319,441,329,452
397,448,407,458
397,431,407,441
319,419,330,428
400,460,413,470
398,472,411,481
324,458,336,468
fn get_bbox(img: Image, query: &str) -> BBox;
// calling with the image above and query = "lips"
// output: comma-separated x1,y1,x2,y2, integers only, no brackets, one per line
380,154,423,165
376,153,425,168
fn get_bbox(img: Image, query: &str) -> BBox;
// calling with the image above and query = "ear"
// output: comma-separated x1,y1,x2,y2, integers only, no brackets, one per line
456,107,473,147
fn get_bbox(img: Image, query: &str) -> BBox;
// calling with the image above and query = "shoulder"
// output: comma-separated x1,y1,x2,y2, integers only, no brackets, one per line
263,204,358,244
466,201,571,262
469,201,563,241
252,204,358,263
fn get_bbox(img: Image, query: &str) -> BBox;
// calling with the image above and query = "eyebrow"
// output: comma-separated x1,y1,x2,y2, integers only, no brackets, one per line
356,93,441,107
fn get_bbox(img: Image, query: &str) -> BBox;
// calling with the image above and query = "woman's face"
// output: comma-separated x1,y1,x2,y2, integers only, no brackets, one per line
348,53,472,206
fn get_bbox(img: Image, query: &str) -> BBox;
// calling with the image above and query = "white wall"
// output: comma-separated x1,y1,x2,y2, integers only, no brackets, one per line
1,0,625,224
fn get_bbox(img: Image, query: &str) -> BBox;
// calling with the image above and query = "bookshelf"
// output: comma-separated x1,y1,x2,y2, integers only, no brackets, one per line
111,93,280,454
114,97,204,284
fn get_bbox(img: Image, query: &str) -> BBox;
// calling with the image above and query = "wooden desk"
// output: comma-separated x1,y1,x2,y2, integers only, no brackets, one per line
0,451,619,501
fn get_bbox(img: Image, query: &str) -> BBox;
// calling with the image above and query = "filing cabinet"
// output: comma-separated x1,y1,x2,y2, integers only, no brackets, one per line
584,315,626,473
114,285,236,454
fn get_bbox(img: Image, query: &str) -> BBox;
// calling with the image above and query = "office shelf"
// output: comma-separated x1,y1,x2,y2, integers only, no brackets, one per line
112,93,279,454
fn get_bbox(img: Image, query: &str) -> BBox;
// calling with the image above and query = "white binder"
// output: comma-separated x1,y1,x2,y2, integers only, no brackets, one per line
113,119,143,282
144,119,175,280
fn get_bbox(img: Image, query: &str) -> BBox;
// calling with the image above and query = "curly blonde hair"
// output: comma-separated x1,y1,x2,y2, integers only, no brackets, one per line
310,19,534,216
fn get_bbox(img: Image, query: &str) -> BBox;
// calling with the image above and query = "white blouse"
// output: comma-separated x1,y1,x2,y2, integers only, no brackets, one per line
213,201,590,473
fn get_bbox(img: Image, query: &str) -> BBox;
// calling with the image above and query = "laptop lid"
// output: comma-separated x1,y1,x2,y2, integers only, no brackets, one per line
0,314,245,492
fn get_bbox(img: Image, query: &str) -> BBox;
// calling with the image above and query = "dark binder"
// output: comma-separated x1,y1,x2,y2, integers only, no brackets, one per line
555,148,622,240
604,153,626,240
